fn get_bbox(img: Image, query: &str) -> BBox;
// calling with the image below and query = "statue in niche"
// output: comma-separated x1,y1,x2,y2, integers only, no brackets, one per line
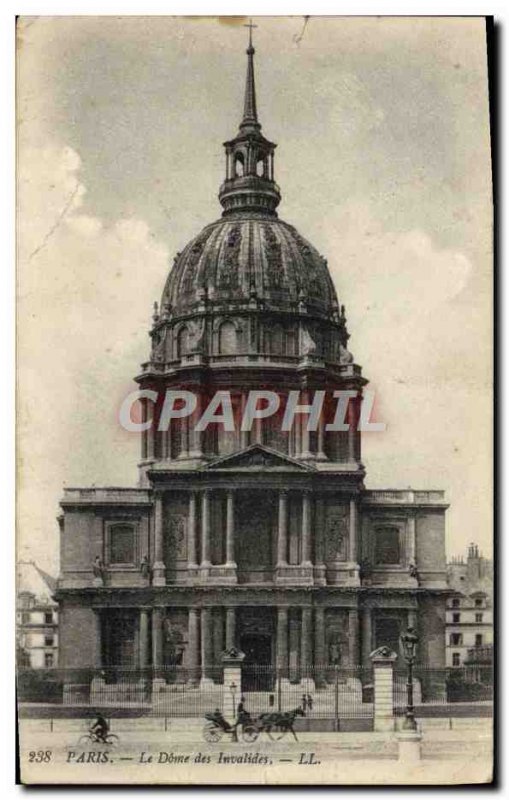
301,326,317,356
325,510,349,563
151,326,167,362
163,619,184,666
167,516,187,558
140,554,151,581
92,556,105,582
187,318,205,353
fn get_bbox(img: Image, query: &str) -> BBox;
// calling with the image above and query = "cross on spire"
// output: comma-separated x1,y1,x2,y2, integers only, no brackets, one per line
241,19,259,129
243,19,257,52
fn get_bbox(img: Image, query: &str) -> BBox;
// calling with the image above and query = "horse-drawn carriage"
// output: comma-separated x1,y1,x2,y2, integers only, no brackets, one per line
202,707,305,743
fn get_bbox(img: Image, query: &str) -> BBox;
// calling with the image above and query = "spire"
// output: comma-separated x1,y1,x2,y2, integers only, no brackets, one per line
240,20,260,131
218,22,281,217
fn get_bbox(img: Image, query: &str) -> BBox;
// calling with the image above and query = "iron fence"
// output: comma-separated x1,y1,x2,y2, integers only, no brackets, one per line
18,664,493,719
393,666,494,712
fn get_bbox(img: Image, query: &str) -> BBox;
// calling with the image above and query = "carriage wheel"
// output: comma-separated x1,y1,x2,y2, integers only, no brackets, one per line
241,724,259,743
202,723,222,743
267,725,287,741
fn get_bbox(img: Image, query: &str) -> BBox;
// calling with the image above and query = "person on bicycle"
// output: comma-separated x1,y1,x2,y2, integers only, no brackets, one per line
90,711,109,742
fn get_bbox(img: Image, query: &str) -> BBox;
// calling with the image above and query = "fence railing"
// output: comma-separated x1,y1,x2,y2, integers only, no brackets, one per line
18,665,493,716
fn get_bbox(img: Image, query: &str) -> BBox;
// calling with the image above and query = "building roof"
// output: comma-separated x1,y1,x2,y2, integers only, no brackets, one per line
17,560,57,605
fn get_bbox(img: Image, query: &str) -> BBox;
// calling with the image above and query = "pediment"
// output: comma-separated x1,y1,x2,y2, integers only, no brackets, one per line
202,444,315,472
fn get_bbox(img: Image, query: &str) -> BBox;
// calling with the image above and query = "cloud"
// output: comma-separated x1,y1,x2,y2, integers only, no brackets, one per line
18,145,169,571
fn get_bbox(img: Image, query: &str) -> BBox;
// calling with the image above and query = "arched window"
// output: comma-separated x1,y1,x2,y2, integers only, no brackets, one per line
219,321,237,355
256,158,265,177
285,328,297,356
374,527,401,565
235,154,244,177
270,325,284,356
177,326,189,358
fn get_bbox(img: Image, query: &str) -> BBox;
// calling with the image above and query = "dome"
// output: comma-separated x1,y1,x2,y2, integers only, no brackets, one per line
161,215,339,318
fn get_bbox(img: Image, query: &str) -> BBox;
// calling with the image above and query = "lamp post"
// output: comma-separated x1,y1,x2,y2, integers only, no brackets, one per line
229,681,237,719
400,626,419,731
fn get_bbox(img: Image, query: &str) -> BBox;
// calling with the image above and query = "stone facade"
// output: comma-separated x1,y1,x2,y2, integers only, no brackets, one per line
55,36,448,692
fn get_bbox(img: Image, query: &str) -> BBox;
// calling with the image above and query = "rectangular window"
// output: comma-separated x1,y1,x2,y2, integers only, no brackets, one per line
450,633,462,646
475,613,483,623
44,635,54,647
452,598,460,608
44,612,53,624
109,524,136,564
452,613,460,623
44,653,54,668
475,598,483,608
475,634,483,646
21,612,30,624
374,527,400,565
452,653,461,666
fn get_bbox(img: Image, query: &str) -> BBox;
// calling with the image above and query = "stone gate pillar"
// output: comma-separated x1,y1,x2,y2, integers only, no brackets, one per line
222,647,245,718
370,646,397,732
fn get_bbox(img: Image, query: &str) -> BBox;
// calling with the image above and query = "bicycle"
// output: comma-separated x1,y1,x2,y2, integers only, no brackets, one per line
77,730,120,747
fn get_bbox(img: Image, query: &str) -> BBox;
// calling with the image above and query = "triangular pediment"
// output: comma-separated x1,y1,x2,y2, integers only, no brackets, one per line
201,444,315,472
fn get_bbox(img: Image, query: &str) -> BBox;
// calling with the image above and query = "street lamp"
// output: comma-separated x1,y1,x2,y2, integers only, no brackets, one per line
400,626,419,731
229,681,237,719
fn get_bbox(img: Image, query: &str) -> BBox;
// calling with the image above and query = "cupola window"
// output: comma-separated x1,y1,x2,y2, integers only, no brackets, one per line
177,326,190,358
219,321,237,355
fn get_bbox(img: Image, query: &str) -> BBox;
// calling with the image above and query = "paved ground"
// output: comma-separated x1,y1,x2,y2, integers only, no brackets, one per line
19,717,493,785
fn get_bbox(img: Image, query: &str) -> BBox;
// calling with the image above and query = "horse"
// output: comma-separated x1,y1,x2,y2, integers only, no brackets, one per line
258,706,305,742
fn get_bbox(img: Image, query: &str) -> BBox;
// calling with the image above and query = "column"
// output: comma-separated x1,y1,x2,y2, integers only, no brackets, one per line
314,498,326,573
187,608,200,683
189,392,204,459
301,490,312,566
314,607,326,685
361,607,373,666
225,607,236,650
225,490,236,566
300,390,312,459
348,609,360,667
93,610,102,669
152,493,166,586
407,516,416,565
179,417,190,459
277,490,288,566
139,609,149,669
187,491,198,568
201,607,214,681
301,607,312,676
213,609,224,666
276,607,289,675
317,415,326,460
152,608,163,668
201,490,211,567
349,497,358,563
240,393,250,449
146,398,155,461
347,395,357,462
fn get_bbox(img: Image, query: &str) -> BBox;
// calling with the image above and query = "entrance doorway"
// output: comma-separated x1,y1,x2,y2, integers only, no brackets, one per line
241,633,274,691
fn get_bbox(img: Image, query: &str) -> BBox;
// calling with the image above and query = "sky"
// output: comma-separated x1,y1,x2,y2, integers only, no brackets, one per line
16,16,493,573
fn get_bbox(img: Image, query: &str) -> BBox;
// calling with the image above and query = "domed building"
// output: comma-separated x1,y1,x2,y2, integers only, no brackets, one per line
56,33,448,704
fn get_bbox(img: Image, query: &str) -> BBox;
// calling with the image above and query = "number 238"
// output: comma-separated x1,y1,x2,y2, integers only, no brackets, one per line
28,750,52,763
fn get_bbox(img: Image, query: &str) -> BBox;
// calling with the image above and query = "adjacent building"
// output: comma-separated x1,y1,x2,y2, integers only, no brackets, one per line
55,34,449,695
446,544,493,669
17,561,59,668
